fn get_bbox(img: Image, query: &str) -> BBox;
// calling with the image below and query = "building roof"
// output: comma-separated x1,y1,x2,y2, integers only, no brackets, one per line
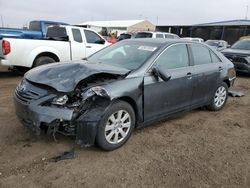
157,19,250,27
195,19,250,26
77,20,147,28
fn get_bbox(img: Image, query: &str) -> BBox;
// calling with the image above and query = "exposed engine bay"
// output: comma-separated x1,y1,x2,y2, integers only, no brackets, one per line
38,73,123,144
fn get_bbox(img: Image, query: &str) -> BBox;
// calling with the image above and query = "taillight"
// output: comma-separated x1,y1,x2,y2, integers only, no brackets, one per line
2,40,11,55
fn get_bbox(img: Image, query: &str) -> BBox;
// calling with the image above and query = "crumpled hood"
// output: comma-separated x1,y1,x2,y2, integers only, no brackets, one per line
25,60,130,92
221,48,250,56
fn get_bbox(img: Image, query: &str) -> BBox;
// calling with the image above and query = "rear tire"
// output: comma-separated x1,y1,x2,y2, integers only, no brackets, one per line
207,82,228,111
96,100,135,151
33,56,55,67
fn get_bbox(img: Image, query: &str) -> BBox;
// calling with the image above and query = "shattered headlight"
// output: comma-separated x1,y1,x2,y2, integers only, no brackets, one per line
81,86,109,101
91,86,109,97
51,95,68,105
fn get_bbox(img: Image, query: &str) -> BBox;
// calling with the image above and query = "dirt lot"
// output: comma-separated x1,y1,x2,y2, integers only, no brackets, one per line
0,67,250,188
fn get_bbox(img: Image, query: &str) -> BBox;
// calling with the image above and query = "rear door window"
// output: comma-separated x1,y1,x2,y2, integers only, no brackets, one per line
210,51,221,63
72,28,83,43
155,44,189,69
84,30,102,44
165,34,174,39
156,34,164,38
190,44,212,65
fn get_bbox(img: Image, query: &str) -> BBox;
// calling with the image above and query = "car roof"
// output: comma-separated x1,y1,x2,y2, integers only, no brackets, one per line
120,32,133,35
136,31,176,35
125,38,199,47
206,40,221,41
206,40,226,42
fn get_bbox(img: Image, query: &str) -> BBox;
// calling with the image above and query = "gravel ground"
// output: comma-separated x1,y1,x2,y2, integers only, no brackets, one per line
0,67,250,188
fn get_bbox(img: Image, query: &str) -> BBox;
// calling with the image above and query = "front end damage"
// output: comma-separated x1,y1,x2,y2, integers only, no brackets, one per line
14,74,120,147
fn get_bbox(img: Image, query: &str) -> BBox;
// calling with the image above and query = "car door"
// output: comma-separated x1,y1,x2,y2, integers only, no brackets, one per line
83,29,108,57
70,28,86,60
189,44,222,107
144,44,195,121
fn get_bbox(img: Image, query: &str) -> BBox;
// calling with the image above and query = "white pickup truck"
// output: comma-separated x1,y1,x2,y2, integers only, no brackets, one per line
0,25,110,69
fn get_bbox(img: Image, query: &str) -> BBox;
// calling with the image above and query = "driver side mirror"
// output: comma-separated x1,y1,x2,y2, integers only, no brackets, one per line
152,66,171,82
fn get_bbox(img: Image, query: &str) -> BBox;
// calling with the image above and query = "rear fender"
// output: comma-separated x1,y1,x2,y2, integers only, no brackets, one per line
28,47,60,67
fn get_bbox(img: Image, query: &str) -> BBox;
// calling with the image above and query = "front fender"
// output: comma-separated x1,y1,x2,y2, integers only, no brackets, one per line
75,98,111,147
101,77,144,123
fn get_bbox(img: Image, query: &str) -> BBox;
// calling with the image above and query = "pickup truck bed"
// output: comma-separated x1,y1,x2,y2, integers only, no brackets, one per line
0,20,68,39
0,28,41,39
0,38,71,67
0,25,110,68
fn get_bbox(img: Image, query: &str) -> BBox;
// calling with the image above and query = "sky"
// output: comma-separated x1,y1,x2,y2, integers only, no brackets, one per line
0,0,250,28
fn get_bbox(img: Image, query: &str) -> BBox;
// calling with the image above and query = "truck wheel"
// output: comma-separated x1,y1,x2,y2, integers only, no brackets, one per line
207,82,228,111
96,100,135,151
33,56,55,67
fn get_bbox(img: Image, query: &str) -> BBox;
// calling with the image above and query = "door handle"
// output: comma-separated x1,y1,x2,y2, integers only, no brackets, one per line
186,72,192,80
218,66,223,72
86,46,92,48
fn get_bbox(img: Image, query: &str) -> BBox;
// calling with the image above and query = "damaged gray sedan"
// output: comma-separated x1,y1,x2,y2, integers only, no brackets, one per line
14,39,236,150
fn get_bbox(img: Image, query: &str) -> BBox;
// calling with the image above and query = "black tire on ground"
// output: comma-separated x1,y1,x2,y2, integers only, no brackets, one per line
96,100,135,151
207,82,228,111
33,56,55,67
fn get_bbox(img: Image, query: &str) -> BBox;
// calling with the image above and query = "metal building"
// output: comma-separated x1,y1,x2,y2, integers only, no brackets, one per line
156,20,250,44
77,20,155,36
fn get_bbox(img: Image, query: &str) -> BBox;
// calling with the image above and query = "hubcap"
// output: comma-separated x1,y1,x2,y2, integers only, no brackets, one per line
104,110,131,144
214,86,227,108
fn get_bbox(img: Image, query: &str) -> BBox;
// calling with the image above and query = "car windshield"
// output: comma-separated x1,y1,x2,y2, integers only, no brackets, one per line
88,41,158,70
206,41,219,46
231,40,250,50
135,32,153,38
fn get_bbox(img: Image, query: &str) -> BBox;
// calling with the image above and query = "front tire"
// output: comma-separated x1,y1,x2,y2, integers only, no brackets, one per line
96,100,135,151
207,82,228,111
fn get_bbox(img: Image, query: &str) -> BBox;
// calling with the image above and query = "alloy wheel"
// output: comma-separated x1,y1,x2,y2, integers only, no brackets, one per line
104,110,131,144
214,86,227,108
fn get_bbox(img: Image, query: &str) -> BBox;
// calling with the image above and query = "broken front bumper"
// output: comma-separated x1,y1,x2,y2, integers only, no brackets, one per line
14,93,101,146
14,94,74,133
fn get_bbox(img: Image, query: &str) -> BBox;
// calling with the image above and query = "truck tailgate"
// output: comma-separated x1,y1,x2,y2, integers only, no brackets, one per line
0,39,3,58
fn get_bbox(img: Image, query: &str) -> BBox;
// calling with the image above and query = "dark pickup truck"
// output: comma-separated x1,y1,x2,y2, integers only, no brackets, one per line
221,39,250,74
0,20,68,39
